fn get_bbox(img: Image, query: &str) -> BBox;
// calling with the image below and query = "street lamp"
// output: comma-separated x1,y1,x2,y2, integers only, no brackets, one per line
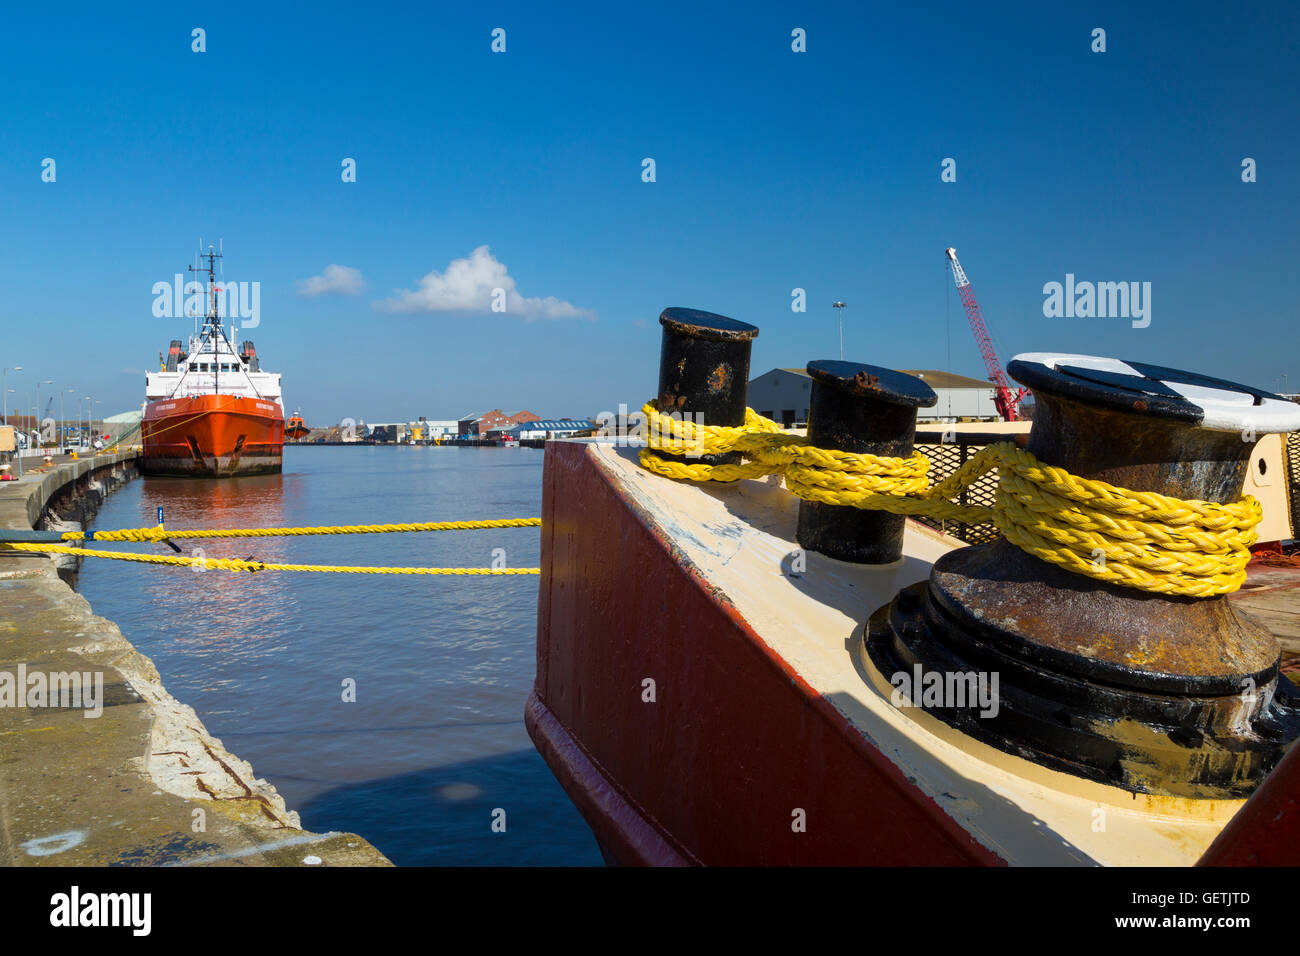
82,396,99,450
60,388,75,453
35,379,52,448
2,366,20,425
832,301,847,361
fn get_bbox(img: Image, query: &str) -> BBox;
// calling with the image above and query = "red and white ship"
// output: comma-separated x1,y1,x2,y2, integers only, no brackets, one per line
142,248,284,477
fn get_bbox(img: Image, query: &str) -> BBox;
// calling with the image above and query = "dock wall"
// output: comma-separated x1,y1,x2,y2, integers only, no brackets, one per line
0,453,390,866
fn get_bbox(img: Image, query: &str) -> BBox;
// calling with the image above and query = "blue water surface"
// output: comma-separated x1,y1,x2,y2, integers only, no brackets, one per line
76,445,601,866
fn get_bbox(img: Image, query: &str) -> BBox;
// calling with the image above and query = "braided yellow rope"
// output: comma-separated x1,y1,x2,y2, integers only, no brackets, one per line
0,517,542,575
1,542,538,575
638,402,1260,598
64,517,542,542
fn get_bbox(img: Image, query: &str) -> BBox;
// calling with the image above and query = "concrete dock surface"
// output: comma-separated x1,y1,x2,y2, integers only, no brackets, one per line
0,452,390,866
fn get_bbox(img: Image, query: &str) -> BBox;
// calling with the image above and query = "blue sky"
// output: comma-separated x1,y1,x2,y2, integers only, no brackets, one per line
1,0,1296,424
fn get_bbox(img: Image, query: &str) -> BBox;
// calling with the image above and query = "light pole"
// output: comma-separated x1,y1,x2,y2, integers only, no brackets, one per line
2,366,20,425
35,379,52,448
832,301,847,361
85,398,100,449
60,388,75,453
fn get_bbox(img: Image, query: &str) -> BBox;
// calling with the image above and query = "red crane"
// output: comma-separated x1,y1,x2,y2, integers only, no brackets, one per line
944,247,1027,422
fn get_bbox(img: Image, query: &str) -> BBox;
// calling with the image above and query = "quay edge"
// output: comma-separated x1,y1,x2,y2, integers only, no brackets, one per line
0,451,391,867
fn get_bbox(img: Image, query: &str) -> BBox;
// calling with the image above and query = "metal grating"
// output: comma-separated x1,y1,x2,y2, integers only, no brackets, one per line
912,441,1001,545
917,432,1300,546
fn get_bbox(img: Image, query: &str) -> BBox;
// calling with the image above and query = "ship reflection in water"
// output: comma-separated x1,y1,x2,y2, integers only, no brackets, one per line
76,446,602,865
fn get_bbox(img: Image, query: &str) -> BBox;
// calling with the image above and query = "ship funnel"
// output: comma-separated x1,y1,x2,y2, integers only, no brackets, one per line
865,354,1300,798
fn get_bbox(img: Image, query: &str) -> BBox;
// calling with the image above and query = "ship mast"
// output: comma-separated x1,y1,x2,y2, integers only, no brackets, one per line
189,244,224,395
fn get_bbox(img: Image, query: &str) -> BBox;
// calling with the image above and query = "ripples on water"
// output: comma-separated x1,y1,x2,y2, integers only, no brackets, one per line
76,445,602,865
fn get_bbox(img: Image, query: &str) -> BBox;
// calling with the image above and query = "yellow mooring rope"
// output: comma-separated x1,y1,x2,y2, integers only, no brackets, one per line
637,402,1261,599
0,518,542,575
66,517,543,542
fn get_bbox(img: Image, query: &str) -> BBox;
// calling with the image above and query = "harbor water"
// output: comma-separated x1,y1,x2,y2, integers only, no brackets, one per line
75,445,602,866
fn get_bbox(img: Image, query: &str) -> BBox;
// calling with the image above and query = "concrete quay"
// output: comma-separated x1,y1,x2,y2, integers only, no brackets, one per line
0,452,391,866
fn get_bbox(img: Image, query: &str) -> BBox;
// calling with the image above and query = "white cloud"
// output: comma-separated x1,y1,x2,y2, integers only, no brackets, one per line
297,264,365,297
375,245,595,320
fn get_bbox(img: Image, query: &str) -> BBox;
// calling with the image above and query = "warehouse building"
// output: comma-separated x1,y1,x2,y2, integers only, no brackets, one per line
505,419,595,440
747,367,1000,424
746,368,813,426
368,422,408,443
412,419,459,442
459,409,543,437
902,370,1001,420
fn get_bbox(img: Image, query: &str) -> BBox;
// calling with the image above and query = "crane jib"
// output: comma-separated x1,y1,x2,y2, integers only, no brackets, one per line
945,247,1027,422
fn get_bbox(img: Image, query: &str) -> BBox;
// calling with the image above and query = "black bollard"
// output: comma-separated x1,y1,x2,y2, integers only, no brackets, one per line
865,353,1300,798
655,308,759,467
795,361,936,564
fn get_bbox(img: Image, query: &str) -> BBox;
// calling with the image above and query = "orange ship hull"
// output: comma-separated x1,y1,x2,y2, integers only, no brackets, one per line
142,394,284,477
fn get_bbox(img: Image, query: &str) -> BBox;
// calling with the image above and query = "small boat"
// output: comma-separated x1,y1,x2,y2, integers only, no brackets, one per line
286,410,309,441
142,246,285,477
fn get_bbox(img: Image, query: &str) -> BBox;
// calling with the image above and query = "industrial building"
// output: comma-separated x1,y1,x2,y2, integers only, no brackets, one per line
459,409,541,437
747,367,999,424
413,419,459,441
368,422,408,443
901,370,1001,420
505,419,595,440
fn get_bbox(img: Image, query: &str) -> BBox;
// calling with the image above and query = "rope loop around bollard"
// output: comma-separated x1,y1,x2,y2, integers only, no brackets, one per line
637,401,1261,599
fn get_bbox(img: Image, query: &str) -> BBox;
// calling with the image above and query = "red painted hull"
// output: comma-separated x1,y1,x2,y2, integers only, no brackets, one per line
142,394,284,477
529,440,1003,866
530,441,1300,865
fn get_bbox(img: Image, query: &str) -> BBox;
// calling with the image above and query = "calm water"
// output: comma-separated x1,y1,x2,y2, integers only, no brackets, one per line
76,445,602,866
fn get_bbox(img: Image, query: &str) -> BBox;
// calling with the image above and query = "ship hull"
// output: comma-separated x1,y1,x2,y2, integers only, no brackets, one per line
529,440,1001,866
530,439,1291,866
142,394,284,477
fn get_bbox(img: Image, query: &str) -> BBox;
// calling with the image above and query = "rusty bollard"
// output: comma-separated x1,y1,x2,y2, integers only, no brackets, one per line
795,361,936,564
865,354,1300,798
655,308,759,467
